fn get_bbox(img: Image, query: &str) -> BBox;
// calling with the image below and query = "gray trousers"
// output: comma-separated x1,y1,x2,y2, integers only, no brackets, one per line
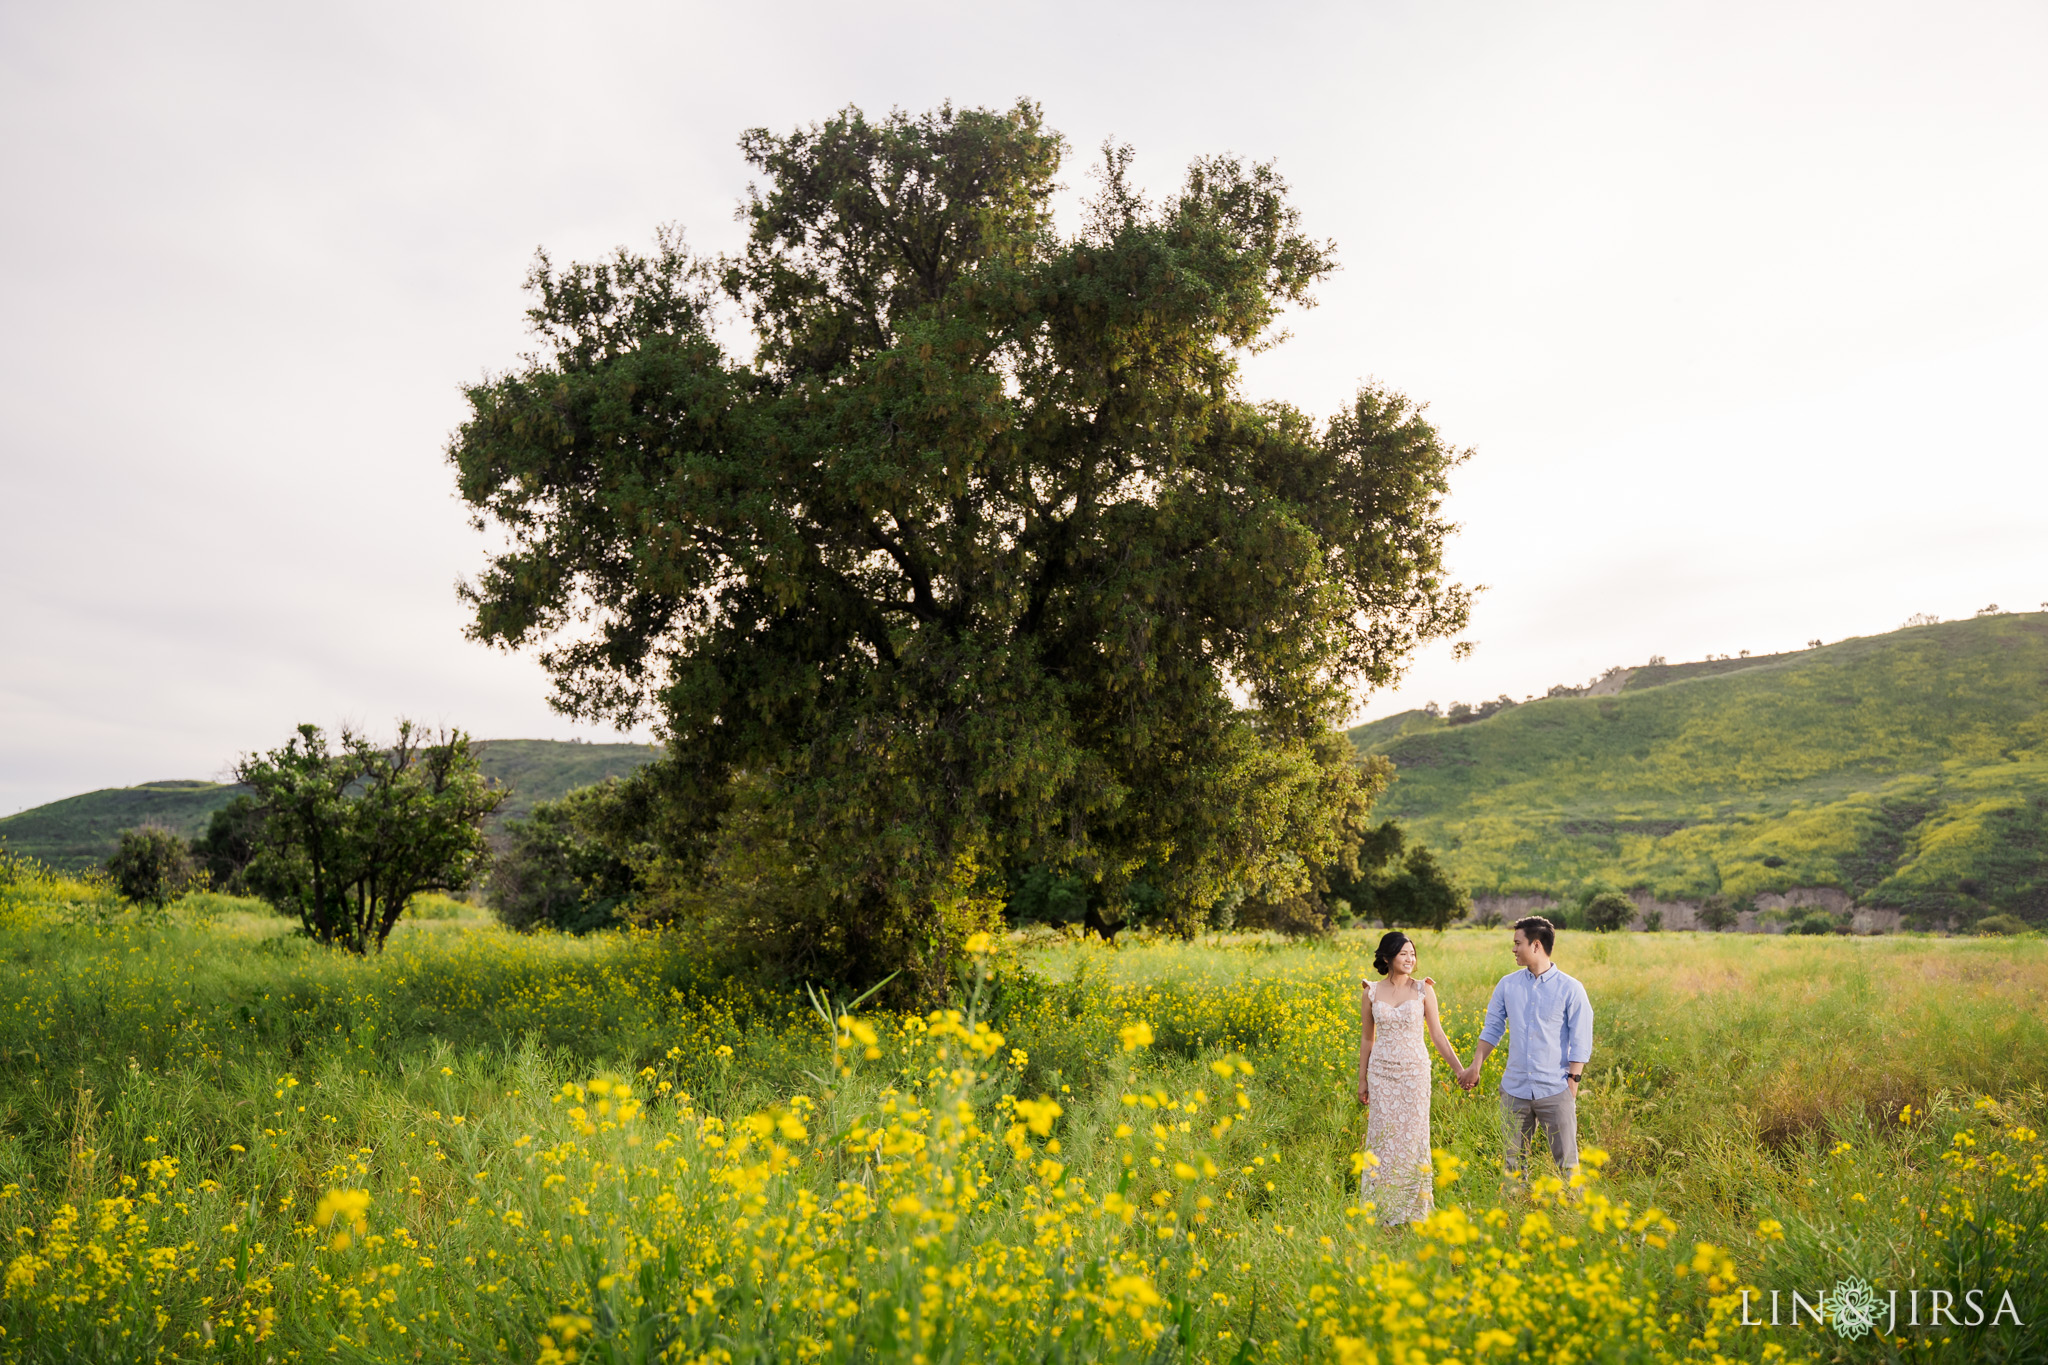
1501,1089,1578,1178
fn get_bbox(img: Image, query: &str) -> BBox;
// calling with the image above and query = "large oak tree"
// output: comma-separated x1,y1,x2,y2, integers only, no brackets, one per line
451,101,1469,997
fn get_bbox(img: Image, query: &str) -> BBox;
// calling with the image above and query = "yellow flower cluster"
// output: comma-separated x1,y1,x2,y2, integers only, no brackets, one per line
0,1155,278,1355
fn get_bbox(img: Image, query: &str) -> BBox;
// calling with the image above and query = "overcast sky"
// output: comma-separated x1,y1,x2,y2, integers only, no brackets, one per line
3,1,2045,814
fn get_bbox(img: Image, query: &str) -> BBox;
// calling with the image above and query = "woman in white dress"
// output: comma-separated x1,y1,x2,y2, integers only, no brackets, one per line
1356,931,1469,1225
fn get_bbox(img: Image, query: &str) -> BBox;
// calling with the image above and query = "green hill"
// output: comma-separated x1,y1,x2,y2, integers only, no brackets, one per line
468,739,660,828
1349,612,2048,925
0,739,659,872
0,781,246,871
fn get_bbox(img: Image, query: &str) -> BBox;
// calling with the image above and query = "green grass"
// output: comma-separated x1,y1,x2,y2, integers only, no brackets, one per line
0,739,659,873
0,860,2040,1362
1351,613,2048,919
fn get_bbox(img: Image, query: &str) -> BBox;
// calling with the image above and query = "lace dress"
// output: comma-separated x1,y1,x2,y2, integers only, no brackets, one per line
1362,980,1434,1225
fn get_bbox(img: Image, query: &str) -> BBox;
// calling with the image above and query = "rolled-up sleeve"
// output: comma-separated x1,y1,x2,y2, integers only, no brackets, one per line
1564,979,1594,1064
1479,980,1509,1047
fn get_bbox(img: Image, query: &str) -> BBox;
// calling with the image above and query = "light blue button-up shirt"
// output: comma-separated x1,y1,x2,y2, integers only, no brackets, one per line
1479,965,1593,1100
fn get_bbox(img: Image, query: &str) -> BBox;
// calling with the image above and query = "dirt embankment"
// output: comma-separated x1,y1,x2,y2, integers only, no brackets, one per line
1467,889,1905,934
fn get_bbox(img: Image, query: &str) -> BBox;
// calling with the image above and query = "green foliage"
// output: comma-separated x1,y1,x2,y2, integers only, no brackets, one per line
488,780,640,934
1356,614,2048,925
451,102,1469,1000
1004,864,1094,930
626,773,1007,1001
104,825,198,909
0,742,656,874
1002,863,1173,940
1354,841,1469,931
469,739,658,829
1231,816,1468,937
1696,894,1743,932
190,793,262,894
235,723,505,954
1584,891,1636,933
1976,912,2033,936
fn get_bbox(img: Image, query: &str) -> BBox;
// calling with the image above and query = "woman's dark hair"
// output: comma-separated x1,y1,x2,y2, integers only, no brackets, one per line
1373,931,1411,976
1513,915,1556,955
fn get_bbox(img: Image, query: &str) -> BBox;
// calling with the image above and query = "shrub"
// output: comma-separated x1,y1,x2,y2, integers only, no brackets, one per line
1641,907,1663,932
1696,894,1742,932
1976,913,2033,936
1583,891,1636,933
1445,695,1518,726
1323,821,1469,933
490,781,644,934
105,825,198,909
1355,844,1470,931
1792,911,1838,935
191,794,263,895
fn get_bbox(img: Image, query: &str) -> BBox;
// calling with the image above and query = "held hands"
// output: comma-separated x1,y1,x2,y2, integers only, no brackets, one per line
1453,1061,1480,1091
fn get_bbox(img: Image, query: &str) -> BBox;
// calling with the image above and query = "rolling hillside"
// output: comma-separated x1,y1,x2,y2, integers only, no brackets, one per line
1349,612,2048,925
0,739,659,872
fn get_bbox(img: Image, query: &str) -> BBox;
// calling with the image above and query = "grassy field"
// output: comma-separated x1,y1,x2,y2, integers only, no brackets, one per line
0,739,659,873
0,861,2041,1363
1350,613,2048,920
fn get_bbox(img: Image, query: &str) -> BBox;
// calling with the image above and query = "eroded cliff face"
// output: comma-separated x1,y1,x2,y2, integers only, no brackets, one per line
1466,889,1907,934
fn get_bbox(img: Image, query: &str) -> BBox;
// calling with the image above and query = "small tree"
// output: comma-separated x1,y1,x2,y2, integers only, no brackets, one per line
236,723,504,954
1381,845,1470,931
1583,890,1635,933
105,825,197,909
1332,821,1469,932
1696,894,1741,932
192,794,264,895
489,781,640,934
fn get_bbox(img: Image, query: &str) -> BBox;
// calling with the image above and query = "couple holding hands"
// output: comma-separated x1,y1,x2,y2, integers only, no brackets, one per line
1356,916,1594,1226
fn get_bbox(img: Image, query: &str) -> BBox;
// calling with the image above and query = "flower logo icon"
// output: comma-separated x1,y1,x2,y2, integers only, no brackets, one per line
1831,1276,1881,1340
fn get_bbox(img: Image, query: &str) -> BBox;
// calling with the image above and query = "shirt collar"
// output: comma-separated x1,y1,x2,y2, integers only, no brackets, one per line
1525,963,1555,982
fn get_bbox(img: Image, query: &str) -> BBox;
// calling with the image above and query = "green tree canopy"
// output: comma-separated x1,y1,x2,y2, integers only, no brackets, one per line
235,723,503,954
1583,890,1637,934
105,825,197,910
192,793,263,895
450,101,1470,997
1321,818,1469,933
488,780,642,935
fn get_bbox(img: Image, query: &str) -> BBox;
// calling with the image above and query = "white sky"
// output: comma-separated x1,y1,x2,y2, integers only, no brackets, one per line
3,1,2045,814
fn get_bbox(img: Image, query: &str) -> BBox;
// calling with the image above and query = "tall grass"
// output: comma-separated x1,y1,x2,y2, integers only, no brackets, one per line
0,861,2041,1362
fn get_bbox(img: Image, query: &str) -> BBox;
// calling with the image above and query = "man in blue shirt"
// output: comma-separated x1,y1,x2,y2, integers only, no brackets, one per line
1462,915,1593,1187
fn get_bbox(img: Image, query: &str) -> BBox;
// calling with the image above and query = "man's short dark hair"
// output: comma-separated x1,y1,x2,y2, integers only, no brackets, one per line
1513,915,1555,955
